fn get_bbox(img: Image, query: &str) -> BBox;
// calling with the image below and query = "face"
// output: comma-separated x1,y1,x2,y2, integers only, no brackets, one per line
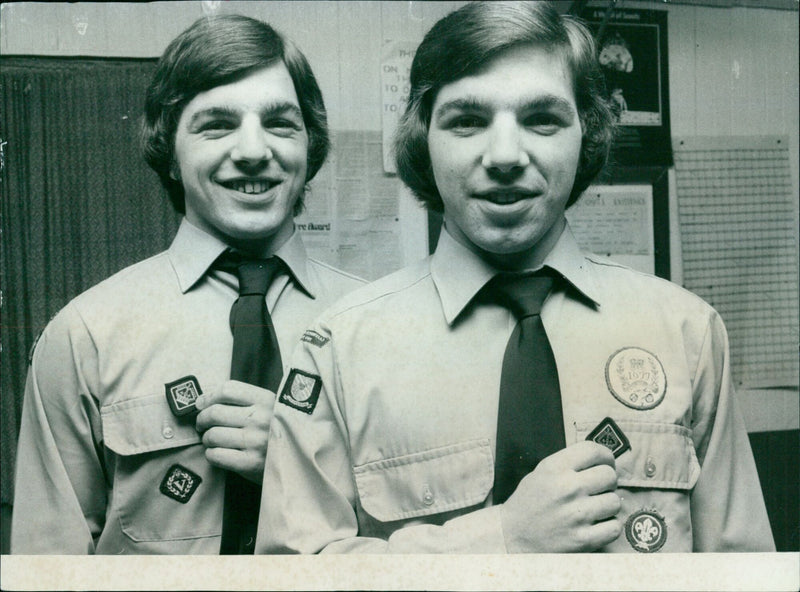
427,44,583,270
173,63,308,255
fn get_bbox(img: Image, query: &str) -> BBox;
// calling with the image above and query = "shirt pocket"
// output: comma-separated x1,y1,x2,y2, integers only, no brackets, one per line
353,439,494,523
101,394,221,544
575,420,700,489
575,420,700,552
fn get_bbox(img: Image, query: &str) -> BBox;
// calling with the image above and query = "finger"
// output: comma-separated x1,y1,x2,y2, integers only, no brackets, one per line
587,491,622,522
582,516,623,549
196,380,274,410
578,463,618,495
566,440,616,472
195,404,249,432
204,446,262,475
202,426,247,450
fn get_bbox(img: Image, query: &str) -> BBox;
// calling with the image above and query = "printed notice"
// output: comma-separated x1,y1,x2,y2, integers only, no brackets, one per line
380,40,416,173
566,184,654,274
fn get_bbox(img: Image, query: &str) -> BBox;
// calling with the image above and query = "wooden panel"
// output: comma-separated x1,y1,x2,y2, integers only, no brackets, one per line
51,3,109,55
336,2,382,131
380,0,425,43
693,6,733,135
667,4,698,135
729,8,769,135
0,2,60,54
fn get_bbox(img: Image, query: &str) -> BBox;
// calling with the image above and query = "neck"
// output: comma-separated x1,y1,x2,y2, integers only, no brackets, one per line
459,217,566,273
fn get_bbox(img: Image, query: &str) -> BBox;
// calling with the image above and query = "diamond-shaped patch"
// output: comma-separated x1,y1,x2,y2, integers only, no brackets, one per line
586,416,631,458
159,464,202,503
165,375,202,417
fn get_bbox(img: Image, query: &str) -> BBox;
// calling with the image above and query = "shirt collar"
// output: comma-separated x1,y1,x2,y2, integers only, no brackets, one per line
543,222,602,308
273,230,316,299
168,219,229,293
430,222,600,325
167,219,315,297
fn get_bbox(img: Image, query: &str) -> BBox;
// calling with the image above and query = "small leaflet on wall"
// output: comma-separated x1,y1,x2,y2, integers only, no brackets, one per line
566,184,655,275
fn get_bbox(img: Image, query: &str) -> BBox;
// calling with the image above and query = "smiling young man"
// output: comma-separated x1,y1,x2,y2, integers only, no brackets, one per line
257,1,774,554
11,15,362,554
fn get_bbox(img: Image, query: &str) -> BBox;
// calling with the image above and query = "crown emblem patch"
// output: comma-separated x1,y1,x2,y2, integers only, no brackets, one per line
605,347,666,410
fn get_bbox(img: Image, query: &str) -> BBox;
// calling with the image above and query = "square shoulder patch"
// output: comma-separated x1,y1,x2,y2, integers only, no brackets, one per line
279,369,323,415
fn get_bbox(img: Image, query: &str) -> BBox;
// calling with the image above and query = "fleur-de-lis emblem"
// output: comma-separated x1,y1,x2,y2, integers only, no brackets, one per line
634,517,659,543
625,509,667,552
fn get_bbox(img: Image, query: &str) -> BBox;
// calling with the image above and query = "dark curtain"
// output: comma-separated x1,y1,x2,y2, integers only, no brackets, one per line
0,58,180,505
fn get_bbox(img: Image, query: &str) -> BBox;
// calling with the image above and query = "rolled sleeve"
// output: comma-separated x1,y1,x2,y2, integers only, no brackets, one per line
11,304,107,554
689,312,775,551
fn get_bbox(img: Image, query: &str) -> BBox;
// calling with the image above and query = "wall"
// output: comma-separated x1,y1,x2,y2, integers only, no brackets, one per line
1,0,798,432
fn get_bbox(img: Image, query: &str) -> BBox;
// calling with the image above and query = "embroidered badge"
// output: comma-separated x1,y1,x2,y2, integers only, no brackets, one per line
278,369,322,414
586,417,631,458
625,508,668,553
165,375,203,417
159,464,202,503
605,347,667,410
301,329,330,348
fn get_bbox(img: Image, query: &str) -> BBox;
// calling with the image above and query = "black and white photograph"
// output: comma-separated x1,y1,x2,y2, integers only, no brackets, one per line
1,1,797,590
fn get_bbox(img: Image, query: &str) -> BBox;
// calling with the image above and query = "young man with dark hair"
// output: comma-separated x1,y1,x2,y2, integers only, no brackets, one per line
12,14,362,554
258,1,773,554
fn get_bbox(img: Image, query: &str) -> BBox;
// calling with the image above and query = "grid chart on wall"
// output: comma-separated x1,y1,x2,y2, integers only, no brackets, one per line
674,136,799,389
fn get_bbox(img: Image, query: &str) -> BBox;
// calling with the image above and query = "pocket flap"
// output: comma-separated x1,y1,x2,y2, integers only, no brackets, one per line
575,420,700,489
101,394,201,456
354,439,494,522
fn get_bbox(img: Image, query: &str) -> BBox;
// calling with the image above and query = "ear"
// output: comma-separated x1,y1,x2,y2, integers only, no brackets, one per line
169,159,181,181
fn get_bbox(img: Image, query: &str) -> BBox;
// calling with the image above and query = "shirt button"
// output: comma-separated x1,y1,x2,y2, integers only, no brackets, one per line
162,426,174,439
422,485,434,505
645,457,657,478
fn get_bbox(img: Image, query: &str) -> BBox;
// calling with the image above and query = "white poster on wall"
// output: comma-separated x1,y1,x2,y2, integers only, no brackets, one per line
566,184,655,274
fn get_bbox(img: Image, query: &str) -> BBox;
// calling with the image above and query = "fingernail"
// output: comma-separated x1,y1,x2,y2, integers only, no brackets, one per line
195,395,206,410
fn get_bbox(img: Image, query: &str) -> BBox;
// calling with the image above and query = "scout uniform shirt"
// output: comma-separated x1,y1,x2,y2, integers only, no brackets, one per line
11,219,363,554
257,224,774,554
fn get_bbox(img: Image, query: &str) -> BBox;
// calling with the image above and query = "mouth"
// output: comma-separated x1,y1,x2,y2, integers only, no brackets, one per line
475,189,540,205
217,178,278,195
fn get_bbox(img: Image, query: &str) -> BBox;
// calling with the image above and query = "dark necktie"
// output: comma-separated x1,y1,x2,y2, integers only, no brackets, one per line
218,253,283,554
486,271,566,504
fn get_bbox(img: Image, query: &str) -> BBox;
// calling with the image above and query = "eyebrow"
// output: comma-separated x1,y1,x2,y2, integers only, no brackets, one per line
187,102,304,127
433,94,576,120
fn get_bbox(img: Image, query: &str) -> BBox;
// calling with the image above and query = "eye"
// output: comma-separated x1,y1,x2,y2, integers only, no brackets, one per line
524,113,566,135
264,116,304,137
445,114,487,135
198,119,236,136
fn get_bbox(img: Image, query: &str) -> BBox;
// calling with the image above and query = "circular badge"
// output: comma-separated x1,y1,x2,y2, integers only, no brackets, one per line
605,347,666,410
625,509,668,553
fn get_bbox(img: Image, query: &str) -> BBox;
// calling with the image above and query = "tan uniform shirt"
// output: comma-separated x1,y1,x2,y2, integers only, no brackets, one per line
11,219,364,554
257,225,774,554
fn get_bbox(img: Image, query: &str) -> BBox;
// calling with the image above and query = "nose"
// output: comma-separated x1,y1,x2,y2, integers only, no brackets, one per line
230,119,273,166
481,119,530,173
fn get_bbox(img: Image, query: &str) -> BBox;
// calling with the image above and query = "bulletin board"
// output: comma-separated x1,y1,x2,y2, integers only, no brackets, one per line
674,135,799,389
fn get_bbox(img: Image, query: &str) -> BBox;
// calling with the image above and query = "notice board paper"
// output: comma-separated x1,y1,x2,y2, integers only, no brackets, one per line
566,184,655,275
674,135,799,389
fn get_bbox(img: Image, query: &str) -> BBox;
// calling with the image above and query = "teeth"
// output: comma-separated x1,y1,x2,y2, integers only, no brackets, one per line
486,193,524,204
226,180,272,194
